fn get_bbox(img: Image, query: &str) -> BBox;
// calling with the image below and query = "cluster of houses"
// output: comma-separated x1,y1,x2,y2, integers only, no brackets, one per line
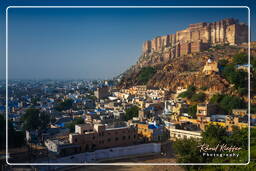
1,80,255,160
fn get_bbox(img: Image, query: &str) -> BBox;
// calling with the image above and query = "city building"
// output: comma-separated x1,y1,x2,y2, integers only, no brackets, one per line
94,86,109,99
69,123,138,152
136,122,166,142
44,138,80,156
202,59,219,75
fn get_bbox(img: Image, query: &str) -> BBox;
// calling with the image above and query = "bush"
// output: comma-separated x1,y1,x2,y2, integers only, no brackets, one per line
220,95,246,113
233,53,248,65
178,85,196,99
188,105,197,118
55,99,74,111
138,67,156,84
65,117,84,132
209,94,246,114
191,93,206,103
124,105,139,121
222,64,247,89
238,87,247,96
200,86,208,91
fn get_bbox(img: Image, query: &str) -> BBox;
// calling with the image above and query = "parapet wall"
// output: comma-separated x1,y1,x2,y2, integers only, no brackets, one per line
142,18,248,57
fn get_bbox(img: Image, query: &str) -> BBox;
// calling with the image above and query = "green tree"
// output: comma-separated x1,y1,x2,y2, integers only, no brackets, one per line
55,99,74,111
188,105,197,119
65,117,84,132
8,121,25,148
209,94,224,104
221,63,247,90
0,115,25,149
209,94,246,114
124,105,139,121
219,95,246,113
178,85,196,99
233,53,248,65
174,125,253,169
218,59,229,68
138,67,156,84
191,93,206,103
202,124,228,145
22,108,50,131
173,138,205,169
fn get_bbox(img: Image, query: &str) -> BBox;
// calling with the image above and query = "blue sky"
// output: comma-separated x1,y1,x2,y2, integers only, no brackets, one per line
0,0,255,80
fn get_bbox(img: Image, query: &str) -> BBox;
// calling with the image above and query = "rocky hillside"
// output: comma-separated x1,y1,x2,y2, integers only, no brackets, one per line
118,45,250,99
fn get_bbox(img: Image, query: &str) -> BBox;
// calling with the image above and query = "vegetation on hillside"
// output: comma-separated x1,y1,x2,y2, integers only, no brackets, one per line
220,52,248,95
138,66,156,84
209,94,246,114
187,105,197,119
178,85,206,103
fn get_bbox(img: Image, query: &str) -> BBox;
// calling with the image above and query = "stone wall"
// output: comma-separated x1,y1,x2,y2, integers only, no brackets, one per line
142,18,248,57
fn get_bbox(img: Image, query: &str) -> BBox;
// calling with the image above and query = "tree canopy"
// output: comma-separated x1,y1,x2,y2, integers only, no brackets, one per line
209,94,246,114
0,115,25,149
173,125,253,169
22,108,50,131
233,53,248,65
54,99,74,111
138,67,156,84
124,105,139,121
65,117,84,132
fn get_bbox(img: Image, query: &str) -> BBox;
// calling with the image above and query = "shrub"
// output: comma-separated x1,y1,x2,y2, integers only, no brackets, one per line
191,93,206,103
138,67,156,84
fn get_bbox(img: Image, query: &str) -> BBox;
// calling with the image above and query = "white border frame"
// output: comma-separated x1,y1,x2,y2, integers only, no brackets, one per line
5,6,251,166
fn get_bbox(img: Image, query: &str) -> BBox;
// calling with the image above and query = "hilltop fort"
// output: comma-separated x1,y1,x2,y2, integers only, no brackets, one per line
119,18,250,95
140,18,248,66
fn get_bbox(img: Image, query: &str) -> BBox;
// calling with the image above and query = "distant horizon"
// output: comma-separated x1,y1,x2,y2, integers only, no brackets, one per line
5,7,248,80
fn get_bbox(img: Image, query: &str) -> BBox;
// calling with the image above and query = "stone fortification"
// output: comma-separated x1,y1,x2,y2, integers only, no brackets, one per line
142,18,248,58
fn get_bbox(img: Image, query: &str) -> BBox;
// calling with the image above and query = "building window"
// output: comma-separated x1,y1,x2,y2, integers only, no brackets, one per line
115,137,119,141
128,136,130,139
108,138,111,142
122,136,126,140
93,136,95,140
75,138,77,143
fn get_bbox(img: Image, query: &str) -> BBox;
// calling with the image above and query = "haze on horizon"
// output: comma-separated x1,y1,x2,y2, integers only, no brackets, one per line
7,7,248,80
